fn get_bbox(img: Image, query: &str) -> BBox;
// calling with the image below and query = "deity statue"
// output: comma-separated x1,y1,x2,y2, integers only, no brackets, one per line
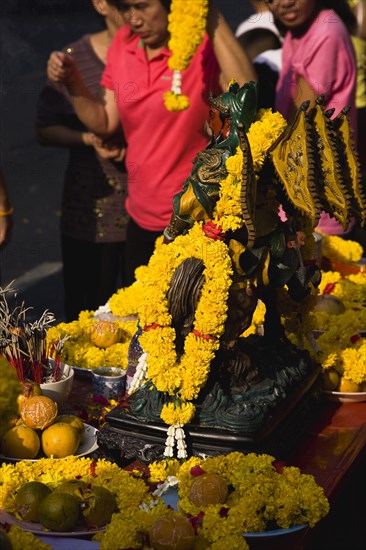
101,82,365,461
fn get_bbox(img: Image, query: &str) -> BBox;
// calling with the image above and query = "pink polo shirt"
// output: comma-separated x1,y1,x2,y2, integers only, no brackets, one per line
276,9,357,131
101,28,221,232
276,9,357,236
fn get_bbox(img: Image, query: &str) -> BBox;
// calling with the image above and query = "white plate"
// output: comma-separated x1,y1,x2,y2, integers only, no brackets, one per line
0,509,103,537
0,423,99,463
323,391,366,403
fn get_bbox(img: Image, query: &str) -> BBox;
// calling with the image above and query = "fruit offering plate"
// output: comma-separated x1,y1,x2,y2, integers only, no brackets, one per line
0,423,99,463
0,509,103,537
323,391,366,403
161,489,308,540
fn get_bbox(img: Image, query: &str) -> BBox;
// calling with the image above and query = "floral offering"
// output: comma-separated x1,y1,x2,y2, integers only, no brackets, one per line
281,270,366,390
46,310,137,372
95,452,329,549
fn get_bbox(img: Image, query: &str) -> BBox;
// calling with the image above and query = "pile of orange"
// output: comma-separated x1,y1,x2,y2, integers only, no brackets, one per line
1,393,85,460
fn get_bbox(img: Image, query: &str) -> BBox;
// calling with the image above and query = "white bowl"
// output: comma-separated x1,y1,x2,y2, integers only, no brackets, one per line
40,362,74,406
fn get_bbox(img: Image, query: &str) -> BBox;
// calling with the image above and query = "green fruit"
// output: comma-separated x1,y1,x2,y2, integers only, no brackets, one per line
54,480,89,500
39,492,80,532
0,528,13,550
83,486,117,527
15,481,51,522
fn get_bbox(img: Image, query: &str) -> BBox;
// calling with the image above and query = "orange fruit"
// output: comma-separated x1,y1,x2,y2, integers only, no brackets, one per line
41,422,80,458
17,380,43,413
1,425,40,459
55,415,85,443
89,320,123,348
150,516,195,550
338,378,361,393
190,473,228,507
20,396,58,430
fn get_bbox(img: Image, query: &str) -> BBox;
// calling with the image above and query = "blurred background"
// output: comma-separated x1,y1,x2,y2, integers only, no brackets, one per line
0,0,252,321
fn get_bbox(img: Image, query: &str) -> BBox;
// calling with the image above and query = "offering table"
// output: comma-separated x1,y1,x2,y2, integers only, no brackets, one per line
65,377,366,550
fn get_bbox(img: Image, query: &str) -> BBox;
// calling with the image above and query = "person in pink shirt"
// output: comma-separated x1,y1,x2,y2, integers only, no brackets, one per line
46,0,256,284
267,0,358,236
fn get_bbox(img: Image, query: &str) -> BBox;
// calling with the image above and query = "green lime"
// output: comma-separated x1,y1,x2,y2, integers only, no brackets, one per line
15,481,51,522
83,486,117,527
54,480,89,500
39,492,80,532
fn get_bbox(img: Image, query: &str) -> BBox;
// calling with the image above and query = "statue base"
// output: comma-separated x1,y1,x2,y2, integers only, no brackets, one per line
97,367,322,465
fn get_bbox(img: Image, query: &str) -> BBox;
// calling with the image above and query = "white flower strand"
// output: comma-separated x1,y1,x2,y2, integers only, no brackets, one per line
163,422,188,459
163,425,176,458
139,498,160,511
171,69,182,95
129,352,148,394
152,475,179,497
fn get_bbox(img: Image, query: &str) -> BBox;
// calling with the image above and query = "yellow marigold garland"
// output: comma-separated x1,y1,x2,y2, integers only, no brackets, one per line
150,452,329,533
136,222,233,427
164,0,209,111
247,108,287,173
212,110,287,233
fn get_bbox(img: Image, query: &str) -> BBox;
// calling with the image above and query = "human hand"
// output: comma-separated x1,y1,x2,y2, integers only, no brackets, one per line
47,51,79,85
85,133,126,162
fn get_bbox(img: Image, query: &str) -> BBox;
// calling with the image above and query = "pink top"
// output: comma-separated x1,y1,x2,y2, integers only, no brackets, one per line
276,9,357,129
276,9,357,235
101,28,220,232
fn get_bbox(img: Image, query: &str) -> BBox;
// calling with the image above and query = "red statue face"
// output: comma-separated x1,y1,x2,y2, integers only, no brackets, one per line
208,107,230,142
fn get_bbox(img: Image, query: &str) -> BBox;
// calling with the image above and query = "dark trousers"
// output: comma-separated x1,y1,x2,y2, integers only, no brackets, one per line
61,234,126,322
125,218,163,285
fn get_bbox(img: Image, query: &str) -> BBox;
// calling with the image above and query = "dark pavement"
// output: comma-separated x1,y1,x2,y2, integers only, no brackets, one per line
0,0,251,323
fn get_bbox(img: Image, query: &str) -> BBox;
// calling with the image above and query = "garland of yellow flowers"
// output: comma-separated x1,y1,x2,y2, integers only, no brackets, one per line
136,223,233,435
213,108,287,232
164,0,209,111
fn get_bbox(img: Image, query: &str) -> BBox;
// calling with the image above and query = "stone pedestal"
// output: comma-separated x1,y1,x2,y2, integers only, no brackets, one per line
97,367,322,465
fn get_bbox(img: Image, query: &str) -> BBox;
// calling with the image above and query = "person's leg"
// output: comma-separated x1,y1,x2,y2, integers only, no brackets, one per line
86,241,126,307
61,234,88,322
125,218,162,285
